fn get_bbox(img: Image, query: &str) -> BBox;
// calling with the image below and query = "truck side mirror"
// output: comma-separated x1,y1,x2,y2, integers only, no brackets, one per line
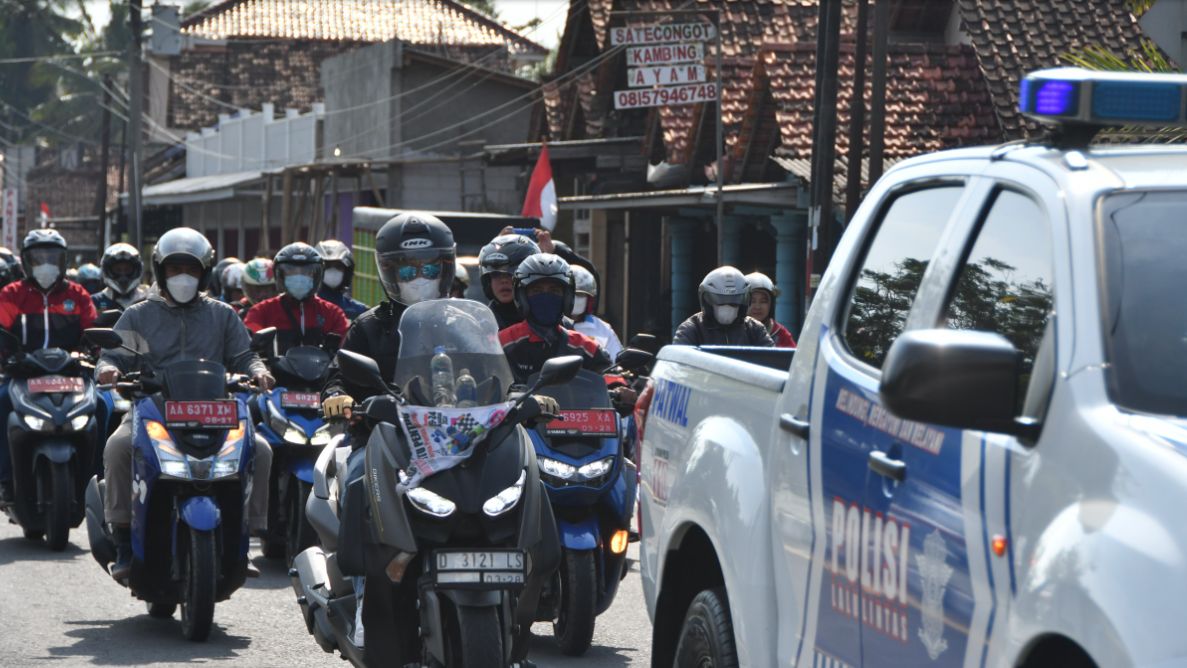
880,329,1035,437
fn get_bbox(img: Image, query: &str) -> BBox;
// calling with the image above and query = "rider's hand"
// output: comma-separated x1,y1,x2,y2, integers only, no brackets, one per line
611,386,638,406
97,367,120,385
535,229,554,253
528,395,560,425
253,371,276,391
323,394,354,419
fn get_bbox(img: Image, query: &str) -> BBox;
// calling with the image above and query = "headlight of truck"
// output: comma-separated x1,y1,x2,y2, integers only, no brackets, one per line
538,457,577,481
483,470,526,517
399,470,456,517
211,421,247,478
147,420,190,479
577,456,615,481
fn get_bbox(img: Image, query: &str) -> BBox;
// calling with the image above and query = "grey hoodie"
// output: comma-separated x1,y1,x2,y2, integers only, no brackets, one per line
96,288,266,378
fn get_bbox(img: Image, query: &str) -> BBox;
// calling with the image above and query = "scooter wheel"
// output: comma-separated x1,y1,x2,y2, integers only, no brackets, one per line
147,601,177,619
23,529,43,541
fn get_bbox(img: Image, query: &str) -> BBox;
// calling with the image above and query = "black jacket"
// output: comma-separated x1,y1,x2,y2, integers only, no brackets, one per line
488,299,522,331
672,312,775,347
322,300,407,402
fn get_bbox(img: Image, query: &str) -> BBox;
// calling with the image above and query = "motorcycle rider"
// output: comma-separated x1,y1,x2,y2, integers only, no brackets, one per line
478,233,539,329
315,240,367,320
0,247,23,288
450,260,470,298
77,263,103,295
237,257,276,318
243,243,349,354
0,229,98,504
92,243,149,312
220,261,246,304
674,266,774,347
209,256,241,303
569,265,623,361
745,271,796,348
96,228,275,582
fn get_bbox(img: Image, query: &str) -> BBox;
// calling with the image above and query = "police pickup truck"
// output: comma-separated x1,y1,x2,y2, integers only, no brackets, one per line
638,68,1187,668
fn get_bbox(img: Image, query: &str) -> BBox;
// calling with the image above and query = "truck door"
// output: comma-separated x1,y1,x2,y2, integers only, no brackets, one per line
859,185,1056,668
798,181,969,668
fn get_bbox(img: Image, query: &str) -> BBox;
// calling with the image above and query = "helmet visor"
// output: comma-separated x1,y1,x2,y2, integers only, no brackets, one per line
377,249,455,303
703,291,746,307
26,247,65,267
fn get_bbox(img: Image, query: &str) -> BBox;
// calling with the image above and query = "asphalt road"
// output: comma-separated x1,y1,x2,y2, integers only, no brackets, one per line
0,520,651,667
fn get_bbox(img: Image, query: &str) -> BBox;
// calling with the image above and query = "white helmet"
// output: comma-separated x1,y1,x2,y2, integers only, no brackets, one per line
222,261,246,292
699,266,749,326
571,265,597,296
744,271,778,297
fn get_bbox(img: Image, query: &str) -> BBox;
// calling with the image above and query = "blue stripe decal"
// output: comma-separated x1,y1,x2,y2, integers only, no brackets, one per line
792,327,825,668
978,435,997,668
1004,448,1017,596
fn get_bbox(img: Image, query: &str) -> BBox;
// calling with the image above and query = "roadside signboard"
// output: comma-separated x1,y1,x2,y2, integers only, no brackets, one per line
626,43,704,67
610,23,716,45
613,82,719,110
2,188,17,251
627,64,707,88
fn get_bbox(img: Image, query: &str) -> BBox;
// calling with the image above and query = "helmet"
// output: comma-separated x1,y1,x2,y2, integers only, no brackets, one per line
570,265,599,317
242,257,276,304
100,243,144,297
273,242,323,302
209,256,240,298
374,212,456,305
221,261,246,293
478,234,539,300
77,262,103,294
0,247,23,283
316,240,354,290
513,253,574,327
699,266,749,326
454,261,471,287
744,272,778,297
21,229,68,292
151,228,216,304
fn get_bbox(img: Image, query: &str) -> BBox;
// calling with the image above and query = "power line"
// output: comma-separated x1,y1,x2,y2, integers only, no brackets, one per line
0,51,120,65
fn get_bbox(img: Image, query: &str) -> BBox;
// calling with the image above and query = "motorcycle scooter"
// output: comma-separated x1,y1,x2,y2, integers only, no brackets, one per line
290,299,572,667
82,327,264,641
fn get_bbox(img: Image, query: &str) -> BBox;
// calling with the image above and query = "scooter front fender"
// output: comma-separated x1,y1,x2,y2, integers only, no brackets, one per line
558,515,600,550
33,439,75,465
178,495,221,531
287,456,315,484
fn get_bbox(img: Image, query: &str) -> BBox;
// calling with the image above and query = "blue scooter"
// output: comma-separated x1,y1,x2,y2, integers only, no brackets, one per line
82,327,261,641
528,368,638,656
251,333,337,564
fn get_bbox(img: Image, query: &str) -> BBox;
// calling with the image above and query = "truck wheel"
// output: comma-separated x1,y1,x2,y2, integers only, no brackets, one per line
180,528,217,641
453,605,502,668
673,587,738,668
553,549,597,656
285,479,316,565
44,461,73,552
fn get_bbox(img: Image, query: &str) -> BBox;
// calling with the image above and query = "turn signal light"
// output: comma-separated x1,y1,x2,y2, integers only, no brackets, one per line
991,535,1008,557
610,529,629,555
386,551,415,583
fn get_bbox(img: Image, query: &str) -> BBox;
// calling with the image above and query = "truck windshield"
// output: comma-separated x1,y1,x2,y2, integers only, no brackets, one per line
1099,190,1187,417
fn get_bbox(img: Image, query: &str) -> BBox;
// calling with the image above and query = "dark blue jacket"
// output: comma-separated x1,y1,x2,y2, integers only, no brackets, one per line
318,287,367,321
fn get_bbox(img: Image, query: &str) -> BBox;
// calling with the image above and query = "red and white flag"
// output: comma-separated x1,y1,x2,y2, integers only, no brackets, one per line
521,144,557,231
38,201,50,226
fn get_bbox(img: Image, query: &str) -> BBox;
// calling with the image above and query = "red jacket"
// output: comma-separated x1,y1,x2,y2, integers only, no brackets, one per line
770,321,797,348
0,279,98,352
498,321,611,385
243,294,348,353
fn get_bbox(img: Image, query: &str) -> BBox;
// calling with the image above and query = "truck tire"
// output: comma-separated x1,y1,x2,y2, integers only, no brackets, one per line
673,587,738,668
44,461,72,552
553,549,597,656
180,528,217,641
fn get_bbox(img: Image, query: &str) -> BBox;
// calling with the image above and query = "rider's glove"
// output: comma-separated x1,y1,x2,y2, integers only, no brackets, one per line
253,371,276,391
323,394,354,419
97,367,121,385
522,395,559,425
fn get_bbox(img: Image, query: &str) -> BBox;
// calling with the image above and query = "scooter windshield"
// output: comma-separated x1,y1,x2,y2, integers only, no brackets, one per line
524,369,612,409
161,360,228,401
275,346,331,384
394,299,513,407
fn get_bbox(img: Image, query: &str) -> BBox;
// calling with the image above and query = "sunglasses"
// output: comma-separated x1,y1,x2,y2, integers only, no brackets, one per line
396,262,442,282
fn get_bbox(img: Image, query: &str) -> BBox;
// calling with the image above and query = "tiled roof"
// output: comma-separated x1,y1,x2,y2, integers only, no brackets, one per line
957,0,1150,137
183,0,547,55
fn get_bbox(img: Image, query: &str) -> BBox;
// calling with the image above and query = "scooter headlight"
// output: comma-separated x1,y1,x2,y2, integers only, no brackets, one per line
268,399,308,445
483,469,526,517
398,471,456,517
69,414,90,431
577,456,615,481
310,424,332,447
147,420,190,479
538,457,577,481
282,424,308,446
22,415,47,431
211,421,247,478
112,398,132,413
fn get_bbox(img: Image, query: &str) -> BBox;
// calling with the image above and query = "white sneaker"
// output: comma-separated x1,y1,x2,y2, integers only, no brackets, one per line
352,596,365,647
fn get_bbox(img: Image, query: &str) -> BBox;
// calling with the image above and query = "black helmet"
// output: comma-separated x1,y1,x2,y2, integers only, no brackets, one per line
151,228,215,304
478,234,540,300
21,229,68,292
0,247,23,282
100,243,144,297
375,212,456,305
273,242,323,302
316,239,354,289
209,256,240,299
513,253,574,327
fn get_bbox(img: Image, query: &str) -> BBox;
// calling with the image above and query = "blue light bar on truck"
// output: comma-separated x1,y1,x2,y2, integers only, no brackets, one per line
1020,67,1187,126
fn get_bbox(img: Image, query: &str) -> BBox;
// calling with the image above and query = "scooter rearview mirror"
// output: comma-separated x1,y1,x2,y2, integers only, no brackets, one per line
615,348,654,372
336,349,388,393
84,328,124,351
628,333,660,355
251,327,277,354
537,355,583,389
94,309,121,328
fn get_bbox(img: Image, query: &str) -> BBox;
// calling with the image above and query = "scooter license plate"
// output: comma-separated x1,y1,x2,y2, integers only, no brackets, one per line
27,375,84,394
544,409,618,437
164,400,239,428
280,391,319,409
434,550,525,586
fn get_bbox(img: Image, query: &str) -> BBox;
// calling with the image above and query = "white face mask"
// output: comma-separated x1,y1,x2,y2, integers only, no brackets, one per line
571,295,589,318
284,275,315,301
399,278,440,304
32,264,59,290
323,268,345,289
713,304,739,325
166,274,200,304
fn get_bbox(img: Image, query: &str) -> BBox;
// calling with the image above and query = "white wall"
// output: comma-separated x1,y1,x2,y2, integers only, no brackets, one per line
1142,0,1187,69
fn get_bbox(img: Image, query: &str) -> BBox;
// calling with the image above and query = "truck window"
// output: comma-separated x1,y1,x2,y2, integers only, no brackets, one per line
841,185,963,368
944,189,1054,403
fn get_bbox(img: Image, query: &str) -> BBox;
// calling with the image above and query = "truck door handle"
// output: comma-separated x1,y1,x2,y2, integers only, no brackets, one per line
779,413,809,439
868,450,906,481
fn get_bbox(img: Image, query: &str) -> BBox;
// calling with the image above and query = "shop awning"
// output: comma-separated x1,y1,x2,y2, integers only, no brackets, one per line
138,170,264,206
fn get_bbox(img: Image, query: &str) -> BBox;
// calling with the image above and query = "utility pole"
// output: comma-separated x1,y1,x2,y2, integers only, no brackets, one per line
94,75,113,254
868,0,890,187
128,0,145,251
844,0,870,224
810,0,843,268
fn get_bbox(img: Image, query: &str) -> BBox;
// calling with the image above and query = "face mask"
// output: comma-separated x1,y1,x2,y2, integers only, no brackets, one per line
399,277,440,304
166,274,200,304
32,264,59,290
527,292,565,327
323,268,345,289
571,295,589,318
713,304,739,325
284,274,315,301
